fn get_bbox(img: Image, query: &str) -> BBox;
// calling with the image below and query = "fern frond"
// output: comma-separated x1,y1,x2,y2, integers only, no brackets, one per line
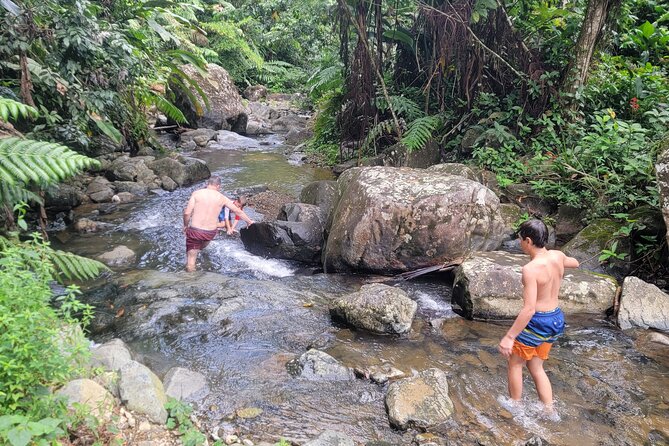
0,97,38,122
143,91,188,123
360,119,397,154
401,115,442,152
0,182,43,207
47,249,108,283
308,66,343,96
377,95,424,121
0,137,100,186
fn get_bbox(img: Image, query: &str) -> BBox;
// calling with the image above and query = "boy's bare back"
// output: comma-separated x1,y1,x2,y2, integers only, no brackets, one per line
523,250,579,312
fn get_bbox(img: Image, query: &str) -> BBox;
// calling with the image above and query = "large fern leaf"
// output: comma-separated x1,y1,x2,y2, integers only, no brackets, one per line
401,115,442,152
360,119,397,154
377,95,424,121
0,182,43,207
0,137,100,186
0,97,38,122
48,249,109,283
143,91,188,124
308,65,343,96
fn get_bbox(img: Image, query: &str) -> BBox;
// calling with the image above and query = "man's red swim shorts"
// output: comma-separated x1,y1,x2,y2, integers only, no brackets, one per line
185,227,217,252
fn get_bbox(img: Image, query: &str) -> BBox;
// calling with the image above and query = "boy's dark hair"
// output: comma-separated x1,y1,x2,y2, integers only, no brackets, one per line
518,219,549,248
236,195,247,207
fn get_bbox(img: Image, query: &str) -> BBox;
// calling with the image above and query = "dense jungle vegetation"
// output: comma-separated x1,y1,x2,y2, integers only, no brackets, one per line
0,0,667,443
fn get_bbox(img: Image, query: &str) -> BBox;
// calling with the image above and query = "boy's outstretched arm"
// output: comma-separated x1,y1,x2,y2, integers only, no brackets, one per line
563,253,580,268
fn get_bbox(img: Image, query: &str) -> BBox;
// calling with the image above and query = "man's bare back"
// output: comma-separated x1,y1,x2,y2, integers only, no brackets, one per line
186,188,227,230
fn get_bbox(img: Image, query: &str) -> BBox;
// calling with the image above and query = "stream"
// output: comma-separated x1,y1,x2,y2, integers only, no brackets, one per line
52,135,669,445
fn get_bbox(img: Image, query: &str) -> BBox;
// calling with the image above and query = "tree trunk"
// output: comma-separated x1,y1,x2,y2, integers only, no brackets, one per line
562,0,620,99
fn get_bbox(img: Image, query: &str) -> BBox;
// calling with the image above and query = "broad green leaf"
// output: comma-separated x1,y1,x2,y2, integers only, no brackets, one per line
7,426,31,446
639,21,655,38
93,119,123,144
382,29,414,48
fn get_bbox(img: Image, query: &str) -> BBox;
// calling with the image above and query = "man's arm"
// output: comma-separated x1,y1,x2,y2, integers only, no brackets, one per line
183,195,195,231
498,266,538,358
223,197,254,226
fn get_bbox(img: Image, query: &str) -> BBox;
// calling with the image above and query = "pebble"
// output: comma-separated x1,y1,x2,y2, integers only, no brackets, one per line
138,420,151,432
225,434,240,445
242,440,254,446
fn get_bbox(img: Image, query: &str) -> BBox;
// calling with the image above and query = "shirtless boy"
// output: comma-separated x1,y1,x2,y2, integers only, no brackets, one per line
183,176,254,272
498,219,579,413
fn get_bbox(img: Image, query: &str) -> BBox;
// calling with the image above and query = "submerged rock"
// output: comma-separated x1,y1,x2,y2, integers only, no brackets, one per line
302,430,355,446
452,251,618,319
618,276,669,331
323,167,506,274
330,284,417,334
163,367,209,402
97,245,136,267
296,349,355,381
385,368,454,430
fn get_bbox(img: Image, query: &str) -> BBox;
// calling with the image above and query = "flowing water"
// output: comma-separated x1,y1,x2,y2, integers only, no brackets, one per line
54,136,669,445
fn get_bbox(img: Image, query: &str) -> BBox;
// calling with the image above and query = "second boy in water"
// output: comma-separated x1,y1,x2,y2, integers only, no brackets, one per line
498,219,579,414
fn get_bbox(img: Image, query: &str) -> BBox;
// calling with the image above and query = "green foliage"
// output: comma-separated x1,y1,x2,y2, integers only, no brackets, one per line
307,89,344,165
0,98,38,123
402,115,442,152
0,415,66,446
165,398,207,446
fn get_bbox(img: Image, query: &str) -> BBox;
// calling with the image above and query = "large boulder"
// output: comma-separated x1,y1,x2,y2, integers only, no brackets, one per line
148,156,210,187
179,128,217,148
383,140,442,168
330,284,417,334
56,379,115,420
618,276,669,331
562,219,631,280
427,163,478,180
385,368,454,430
240,203,325,264
323,167,506,274
657,141,669,253
46,184,85,211
296,349,354,381
90,338,133,371
107,156,157,183
452,251,619,319
172,63,247,132
118,360,168,424
300,180,338,225
97,245,136,267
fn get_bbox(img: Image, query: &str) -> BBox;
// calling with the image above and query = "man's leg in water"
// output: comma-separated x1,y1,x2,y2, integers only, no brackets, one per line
186,249,199,272
508,353,525,401
527,355,553,408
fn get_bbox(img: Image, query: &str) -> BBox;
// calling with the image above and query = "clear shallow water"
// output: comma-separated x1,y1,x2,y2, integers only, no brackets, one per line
55,138,669,445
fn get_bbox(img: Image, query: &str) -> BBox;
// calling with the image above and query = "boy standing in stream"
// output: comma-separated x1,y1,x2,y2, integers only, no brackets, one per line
498,219,580,415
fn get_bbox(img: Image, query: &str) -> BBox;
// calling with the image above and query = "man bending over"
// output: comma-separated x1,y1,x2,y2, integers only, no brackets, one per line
498,219,579,415
183,176,254,272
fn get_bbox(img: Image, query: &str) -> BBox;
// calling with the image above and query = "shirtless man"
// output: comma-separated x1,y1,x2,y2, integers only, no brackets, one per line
183,176,254,272
498,219,579,413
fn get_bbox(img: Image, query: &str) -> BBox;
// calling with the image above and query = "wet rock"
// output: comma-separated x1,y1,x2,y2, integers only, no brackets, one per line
296,349,355,381
235,407,263,419
562,219,631,280
555,205,585,241
112,192,135,203
74,218,112,233
87,176,115,203
56,379,114,420
148,156,210,187
243,85,268,101
426,163,478,180
618,276,669,331
97,245,136,267
385,368,454,430
180,128,217,148
163,367,209,402
241,204,324,264
160,175,177,192
330,284,417,334
354,364,405,384
113,181,150,196
245,119,273,135
303,430,355,446
46,184,85,211
452,251,618,319
656,141,669,251
270,114,308,133
91,339,133,372
230,184,269,197
215,130,260,149
171,63,247,132
118,360,168,424
107,156,156,183
323,167,506,274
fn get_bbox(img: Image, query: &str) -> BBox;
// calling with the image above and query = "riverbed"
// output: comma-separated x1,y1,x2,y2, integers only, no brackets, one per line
53,136,669,445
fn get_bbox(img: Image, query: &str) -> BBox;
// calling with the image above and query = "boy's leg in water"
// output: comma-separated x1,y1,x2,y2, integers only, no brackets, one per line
527,355,553,409
186,249,199,272
508,353,526,401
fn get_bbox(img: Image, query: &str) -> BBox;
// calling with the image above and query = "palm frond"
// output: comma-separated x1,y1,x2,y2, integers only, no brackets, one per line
401,115,442,152
0,97,38,122
0,182,43,207
0,137,100,186
377,95,424,121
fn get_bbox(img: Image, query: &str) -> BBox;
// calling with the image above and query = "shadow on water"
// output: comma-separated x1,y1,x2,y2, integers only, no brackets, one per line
55,140,669,445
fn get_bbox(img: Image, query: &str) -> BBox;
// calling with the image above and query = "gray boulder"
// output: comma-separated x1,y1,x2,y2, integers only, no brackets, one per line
90,338,133,371
271,114,308,132
56,379,114,420
148,156,210,187
330,284,417,334
240,203,325,264
243,85,268,101
385,368,454,430
179,128,217,148
383,140,441,168
285,127,313,146
86,177,115,203
427,163,478,180
97,245,136,267
562,219,631,280
302,431,355,446
172,63,247,132
656,141,669,253
214,130,260,149
618,276,669,331
107,156,156,183
46,184,85,211
113,181,150,196
297,349,354,381
118,360,168,424
452,251,618,319
163,367,209,402
300,180,338,224
323,167,506,274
